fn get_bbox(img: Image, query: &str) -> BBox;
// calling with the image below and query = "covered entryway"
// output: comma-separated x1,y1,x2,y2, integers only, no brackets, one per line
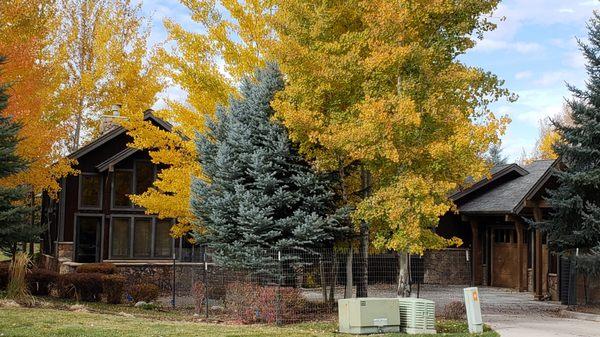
446,159,561,300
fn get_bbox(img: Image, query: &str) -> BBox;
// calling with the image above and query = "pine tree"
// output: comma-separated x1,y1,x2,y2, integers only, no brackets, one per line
542,13,600,279
487,143,508,166
191,63,345,273
0,56,38,257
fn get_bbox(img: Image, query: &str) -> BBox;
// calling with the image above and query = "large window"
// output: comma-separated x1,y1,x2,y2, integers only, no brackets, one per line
110,216,173,259
79,173,102,209
155,219,173,258
112,161,155,209
111,218,130,258
113,170,133,208
135,161,154,195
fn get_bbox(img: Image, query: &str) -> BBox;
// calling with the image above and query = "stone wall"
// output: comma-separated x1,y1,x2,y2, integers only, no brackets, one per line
423,248,471,285
115,263,206,294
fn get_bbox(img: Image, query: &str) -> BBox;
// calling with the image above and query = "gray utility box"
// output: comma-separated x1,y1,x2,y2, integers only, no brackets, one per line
338,298,401,334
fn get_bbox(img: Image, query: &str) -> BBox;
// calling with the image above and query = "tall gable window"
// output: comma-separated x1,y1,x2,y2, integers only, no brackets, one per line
113,170,133,208
79,173,102,209
112,160,155,209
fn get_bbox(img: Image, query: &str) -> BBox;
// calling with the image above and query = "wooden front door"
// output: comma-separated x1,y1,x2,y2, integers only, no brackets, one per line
491,228,519,288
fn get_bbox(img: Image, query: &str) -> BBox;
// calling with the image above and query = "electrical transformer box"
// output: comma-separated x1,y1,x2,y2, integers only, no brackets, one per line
338,298,401,334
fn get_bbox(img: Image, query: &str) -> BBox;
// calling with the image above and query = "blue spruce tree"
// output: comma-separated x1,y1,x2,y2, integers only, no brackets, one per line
191,63,345,273
540,13,600,288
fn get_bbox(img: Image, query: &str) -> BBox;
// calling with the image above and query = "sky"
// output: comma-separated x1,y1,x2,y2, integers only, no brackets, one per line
140,0,600,161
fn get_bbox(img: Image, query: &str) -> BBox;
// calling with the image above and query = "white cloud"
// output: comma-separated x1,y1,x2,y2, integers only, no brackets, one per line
515,71,533,80
474,39,543,54
559,8,576,14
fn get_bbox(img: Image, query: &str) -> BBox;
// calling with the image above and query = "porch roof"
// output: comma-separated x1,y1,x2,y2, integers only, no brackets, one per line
458,159,556,215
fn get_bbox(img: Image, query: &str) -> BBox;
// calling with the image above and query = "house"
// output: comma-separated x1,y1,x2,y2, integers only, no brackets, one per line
41,110,200,270
438,159,563,301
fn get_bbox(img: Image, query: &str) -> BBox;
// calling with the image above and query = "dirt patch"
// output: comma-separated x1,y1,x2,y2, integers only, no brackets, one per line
567,304,600,315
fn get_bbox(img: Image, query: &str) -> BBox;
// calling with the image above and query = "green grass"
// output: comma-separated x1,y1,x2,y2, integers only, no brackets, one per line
0,306,498,337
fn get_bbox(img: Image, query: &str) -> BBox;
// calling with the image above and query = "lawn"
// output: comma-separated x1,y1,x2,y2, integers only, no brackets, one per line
0,306,498,337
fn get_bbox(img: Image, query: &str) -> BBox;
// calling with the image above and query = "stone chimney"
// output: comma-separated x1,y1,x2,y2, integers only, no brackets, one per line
99,104,125,133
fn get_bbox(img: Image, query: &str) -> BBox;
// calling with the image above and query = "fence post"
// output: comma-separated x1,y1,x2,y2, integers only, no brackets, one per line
276,250,282,326
204,248,209,319
172,252,176,309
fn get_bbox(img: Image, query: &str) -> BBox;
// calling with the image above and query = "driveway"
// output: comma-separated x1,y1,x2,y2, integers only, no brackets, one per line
486,314,600,337
305,284,600,337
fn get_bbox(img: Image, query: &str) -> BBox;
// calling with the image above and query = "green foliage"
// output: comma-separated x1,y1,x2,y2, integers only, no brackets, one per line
191,63,347,272
540,12,600,275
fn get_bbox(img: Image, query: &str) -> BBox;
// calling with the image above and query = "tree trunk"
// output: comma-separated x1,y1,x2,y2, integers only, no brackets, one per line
345,244,353,298
320,257,328,302
329,252,337,305
356,167,371,298
356,220,369,297
397,252,411,297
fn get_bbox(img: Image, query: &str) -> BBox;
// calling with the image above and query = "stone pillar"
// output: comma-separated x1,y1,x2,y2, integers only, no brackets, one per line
470,219,482,285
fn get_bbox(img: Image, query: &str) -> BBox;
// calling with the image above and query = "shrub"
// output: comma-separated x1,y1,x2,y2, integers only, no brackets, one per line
59,273,104,302
103,274,126,304
0,266,8,291
443,301,466,320
225,282,304,324
128,283,159,302
76,263,117,274
26,268,58,296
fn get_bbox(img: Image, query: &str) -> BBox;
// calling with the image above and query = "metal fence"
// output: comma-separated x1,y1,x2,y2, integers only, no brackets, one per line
160,247,471,324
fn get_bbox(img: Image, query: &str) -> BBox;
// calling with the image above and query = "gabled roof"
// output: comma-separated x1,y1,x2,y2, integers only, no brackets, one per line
458,159,557,215
68,110,171,160
95,148,138,172
450,163,529,202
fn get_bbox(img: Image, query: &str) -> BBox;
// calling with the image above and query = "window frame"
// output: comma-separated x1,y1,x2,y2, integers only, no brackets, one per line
111,160,156,210
108,215,174,260
78,173,103,210
73,213,104,263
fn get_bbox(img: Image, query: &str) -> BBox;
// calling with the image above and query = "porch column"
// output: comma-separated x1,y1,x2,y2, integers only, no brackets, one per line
514,218,525,292
533,206,544,300
470,218,482,285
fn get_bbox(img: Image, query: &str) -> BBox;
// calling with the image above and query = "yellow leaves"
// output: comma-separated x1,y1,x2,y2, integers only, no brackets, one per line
126,0,272,237
272,0,509,254
355,174,458,254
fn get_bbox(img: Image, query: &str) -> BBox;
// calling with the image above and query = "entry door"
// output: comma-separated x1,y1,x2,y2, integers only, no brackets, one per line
75,216,102,263
491,228,519,288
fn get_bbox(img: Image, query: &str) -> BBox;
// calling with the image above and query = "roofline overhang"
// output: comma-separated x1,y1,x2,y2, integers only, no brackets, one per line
95,147,139,172
67,110,172,161
513,158,560,214
450,163,529,202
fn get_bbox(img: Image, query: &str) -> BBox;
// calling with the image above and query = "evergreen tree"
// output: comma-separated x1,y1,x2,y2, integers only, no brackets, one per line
486,143,508,166
0,56,38,257
541,13,600,278
191,63,345,272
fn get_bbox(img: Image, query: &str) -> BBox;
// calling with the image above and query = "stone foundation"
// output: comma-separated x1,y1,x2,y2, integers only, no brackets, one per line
114,263,205,294
528,269,533,292
548,273,558,300
56,242,74,261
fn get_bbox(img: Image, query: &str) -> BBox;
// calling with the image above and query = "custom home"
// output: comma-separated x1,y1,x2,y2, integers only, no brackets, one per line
41,110,199,266
438,159,566,301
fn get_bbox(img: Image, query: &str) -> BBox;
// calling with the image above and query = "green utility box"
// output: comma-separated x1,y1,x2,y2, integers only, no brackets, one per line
338,298,401,334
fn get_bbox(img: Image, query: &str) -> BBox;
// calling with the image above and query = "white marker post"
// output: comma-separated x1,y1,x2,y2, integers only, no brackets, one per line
463,287,483,333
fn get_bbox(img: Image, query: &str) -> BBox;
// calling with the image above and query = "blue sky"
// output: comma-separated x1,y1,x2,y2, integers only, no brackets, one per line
140,0,600,161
